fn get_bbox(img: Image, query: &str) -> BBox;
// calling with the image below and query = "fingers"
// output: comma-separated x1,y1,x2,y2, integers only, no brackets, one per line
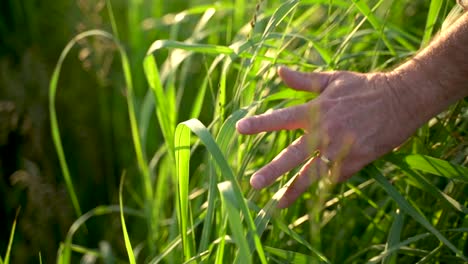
278,67,334,93
276,141,357,208
277,157,323,208
250,136,310,189
236,103,311,134
236,68,331,135
333,157,363,183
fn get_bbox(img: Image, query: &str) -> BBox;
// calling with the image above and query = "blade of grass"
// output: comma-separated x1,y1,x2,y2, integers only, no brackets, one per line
421,0,443,47
50,30,153,221
263,88,317,103
3,208,19,264
148,218,205,264
174,123,195,261
182,250,211,264
416,244,444,264
382,209,405,264
350,0,396,55
366,165,467,261
388,156,468,214
233,0,246,30
105,0,120,39
69,244,102,259
142,6,224,141
261,0,299,39
58,205,144,263
271,216,330,263
119,173,137,264
362,228,468,263
218,181,252,264
147,40,234,56
264,246,326,264
191,55,224,119
236,0,299,105
198,163,218,255
216,108,249,154
389,154,468,182
214,222,228,264
252,171,297,241
198,108,249,254
175,119,267,263
143,55,176,153
128,0,145,97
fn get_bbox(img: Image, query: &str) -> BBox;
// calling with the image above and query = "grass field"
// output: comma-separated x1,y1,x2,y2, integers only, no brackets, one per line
1,0,467,263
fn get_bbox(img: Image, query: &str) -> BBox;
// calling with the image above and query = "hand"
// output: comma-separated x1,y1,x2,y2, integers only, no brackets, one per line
236,67,417,208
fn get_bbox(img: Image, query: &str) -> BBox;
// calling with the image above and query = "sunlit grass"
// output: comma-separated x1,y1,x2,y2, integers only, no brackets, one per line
38,0,468,262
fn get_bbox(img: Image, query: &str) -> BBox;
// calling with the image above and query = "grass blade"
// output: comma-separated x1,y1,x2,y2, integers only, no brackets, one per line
105,0,120,39
382,209,405,264
270,213,330,263
175,119,267,263
350,0,396,55
3,209,19,264
218,181,252,264
264,246,326,264
119,173,137,264
216,108,249,154
50,30,153,221
143,55,176,152
190,55,224,119
421,0,443,47
388,156,468,214
366,165,467,261
58,205,143,263
147,40,234,56
364,228,468,263
388,154,468,182
174,123,195,260
262,0,300,39
197,108,249,254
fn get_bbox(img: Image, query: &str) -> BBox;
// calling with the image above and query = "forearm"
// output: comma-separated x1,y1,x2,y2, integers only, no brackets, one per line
386,11,468,128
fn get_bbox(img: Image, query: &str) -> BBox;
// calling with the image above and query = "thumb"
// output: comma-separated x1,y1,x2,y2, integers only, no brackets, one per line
278,67,333,93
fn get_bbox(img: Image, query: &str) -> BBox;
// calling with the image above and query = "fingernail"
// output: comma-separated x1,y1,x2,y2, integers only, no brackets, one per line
236,120,249,133
250,174,265,189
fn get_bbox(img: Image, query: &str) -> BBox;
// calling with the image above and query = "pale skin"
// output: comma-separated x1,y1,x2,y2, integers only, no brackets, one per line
237,11,468,208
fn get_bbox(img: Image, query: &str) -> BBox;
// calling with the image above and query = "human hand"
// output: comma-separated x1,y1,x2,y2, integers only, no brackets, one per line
237,67,418,208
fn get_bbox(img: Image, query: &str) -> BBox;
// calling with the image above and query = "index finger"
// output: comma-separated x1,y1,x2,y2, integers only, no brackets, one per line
236,103,311,134
278,67,334,93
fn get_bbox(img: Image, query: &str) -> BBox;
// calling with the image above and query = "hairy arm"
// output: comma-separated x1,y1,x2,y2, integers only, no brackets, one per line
387,11,468,132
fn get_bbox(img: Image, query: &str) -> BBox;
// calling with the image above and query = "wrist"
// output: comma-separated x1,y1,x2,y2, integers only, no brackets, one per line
384,66,447,130
382,11,468,129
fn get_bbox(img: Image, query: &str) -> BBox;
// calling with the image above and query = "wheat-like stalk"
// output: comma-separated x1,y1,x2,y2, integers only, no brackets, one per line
249,0,265,37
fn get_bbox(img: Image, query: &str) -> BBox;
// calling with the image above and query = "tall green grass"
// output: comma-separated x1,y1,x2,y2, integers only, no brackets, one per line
43,0,468,263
